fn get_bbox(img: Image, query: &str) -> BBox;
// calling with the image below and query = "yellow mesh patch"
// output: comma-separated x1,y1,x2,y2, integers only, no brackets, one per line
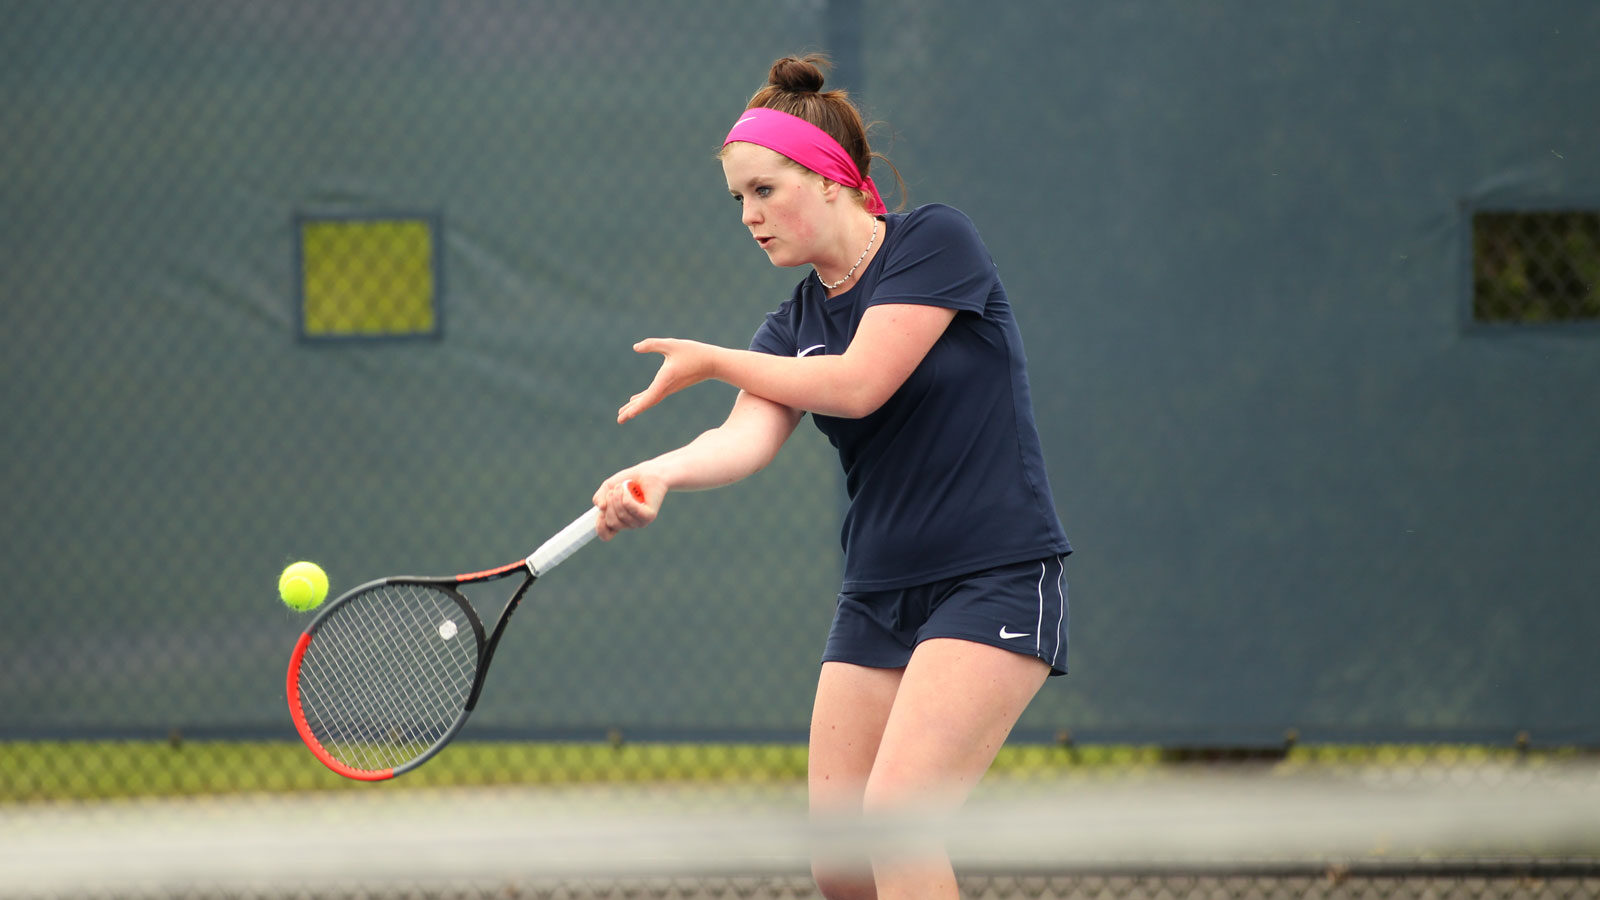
300,218,438,338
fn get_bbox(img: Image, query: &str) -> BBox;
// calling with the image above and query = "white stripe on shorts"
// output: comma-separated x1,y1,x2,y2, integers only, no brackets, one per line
1052,557,1067,667
1034,556,1067,668
1034,562,1047,656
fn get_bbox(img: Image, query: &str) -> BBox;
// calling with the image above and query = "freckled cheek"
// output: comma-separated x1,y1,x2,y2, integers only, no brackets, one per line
776,210,818,252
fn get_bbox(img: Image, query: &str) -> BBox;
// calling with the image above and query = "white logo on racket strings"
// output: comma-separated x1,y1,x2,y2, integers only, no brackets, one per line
439,620,458,640
999,626,1031,640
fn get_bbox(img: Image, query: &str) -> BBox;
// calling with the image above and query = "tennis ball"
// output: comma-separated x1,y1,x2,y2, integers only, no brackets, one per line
279,561,329,612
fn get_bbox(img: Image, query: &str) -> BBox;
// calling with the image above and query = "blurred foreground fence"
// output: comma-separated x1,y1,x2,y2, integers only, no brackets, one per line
3,742,1600,899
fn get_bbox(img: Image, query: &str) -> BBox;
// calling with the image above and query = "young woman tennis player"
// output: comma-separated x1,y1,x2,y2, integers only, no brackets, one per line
592,55,1072,900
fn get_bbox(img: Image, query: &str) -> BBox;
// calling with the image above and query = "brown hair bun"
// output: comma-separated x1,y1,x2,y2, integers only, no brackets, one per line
768,55,827,94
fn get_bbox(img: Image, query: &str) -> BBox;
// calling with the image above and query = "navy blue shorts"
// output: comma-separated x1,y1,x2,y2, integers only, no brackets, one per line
822,555,1069,677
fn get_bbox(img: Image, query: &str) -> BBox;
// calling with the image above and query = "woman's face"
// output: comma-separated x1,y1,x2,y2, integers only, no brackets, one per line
722,142,827,269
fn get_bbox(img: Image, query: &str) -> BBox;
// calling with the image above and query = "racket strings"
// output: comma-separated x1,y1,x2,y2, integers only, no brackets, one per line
327,587,477,761
295,584,479,773
301,588,475,770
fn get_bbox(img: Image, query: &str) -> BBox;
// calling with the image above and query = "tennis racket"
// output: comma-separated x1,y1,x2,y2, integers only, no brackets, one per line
285,481,645,781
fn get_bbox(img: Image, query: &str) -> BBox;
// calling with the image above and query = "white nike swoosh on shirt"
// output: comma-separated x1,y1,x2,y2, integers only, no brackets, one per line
797,344,827,357
999,627,1031,640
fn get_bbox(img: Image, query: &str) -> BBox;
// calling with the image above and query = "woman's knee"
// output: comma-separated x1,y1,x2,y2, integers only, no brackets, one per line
812,861,877,900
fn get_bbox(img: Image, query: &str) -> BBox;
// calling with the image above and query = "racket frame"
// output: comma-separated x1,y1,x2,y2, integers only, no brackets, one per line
286,564,534,780
285,485,640,781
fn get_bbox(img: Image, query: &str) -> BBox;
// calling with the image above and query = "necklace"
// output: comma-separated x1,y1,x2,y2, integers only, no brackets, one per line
817,217,879,291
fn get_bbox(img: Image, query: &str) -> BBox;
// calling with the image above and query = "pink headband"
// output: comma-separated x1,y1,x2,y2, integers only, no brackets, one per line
723,106,887,215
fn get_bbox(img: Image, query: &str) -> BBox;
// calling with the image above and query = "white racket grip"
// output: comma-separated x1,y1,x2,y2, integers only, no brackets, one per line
525,506,601,576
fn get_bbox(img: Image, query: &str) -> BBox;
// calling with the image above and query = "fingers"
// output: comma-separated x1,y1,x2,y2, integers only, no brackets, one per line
617,345,656,423
618,342,673,423
617,338,715,424
593,475,660,541
617,388,660,424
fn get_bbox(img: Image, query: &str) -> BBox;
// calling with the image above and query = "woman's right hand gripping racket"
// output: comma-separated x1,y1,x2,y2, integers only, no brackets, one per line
285,482,647,781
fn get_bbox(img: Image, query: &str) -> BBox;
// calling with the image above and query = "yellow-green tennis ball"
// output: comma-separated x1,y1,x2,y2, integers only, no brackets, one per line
279,561,328,612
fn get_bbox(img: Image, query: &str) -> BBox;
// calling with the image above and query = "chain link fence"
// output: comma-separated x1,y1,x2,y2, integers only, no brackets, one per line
5,1,1600,897
2,0,844,744
4,741,1598,898
9,869,1600,900
1474,210,1600,323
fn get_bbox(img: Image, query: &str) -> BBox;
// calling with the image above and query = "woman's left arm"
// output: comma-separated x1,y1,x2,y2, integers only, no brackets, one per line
617,302,958,423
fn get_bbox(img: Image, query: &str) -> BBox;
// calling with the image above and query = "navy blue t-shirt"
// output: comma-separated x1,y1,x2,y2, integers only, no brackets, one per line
749,203,1071,591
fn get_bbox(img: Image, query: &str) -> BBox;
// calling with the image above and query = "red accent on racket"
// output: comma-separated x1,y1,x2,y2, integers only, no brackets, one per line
285,487,631,780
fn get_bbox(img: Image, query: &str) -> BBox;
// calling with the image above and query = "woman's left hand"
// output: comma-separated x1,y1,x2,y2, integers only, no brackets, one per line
617,338,720,423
